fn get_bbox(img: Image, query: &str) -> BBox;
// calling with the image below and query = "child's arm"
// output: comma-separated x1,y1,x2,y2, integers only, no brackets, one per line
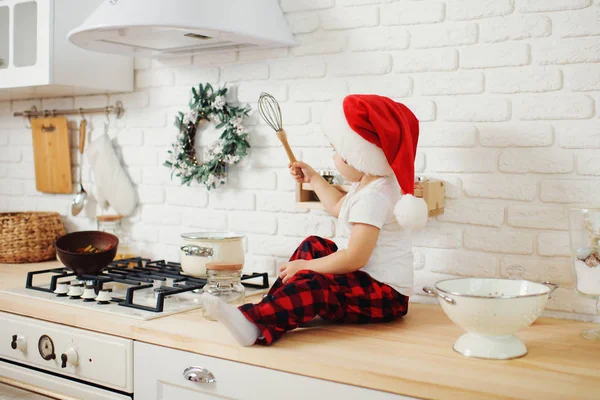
290,161,346,217
280,223,379,282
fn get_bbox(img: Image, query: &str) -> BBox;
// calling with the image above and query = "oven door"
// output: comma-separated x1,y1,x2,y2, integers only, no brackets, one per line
0,359,131,400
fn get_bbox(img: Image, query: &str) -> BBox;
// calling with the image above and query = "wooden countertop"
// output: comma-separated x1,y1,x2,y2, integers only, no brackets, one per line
1,261,599,400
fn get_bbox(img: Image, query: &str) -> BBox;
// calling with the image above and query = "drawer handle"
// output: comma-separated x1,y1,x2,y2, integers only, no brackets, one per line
183,366,216,384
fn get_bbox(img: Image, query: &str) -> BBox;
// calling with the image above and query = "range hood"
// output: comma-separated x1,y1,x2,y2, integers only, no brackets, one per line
68,0,295,58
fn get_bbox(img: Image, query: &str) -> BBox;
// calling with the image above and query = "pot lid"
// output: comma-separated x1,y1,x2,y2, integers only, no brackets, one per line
181,232,244,240
68,0,295,58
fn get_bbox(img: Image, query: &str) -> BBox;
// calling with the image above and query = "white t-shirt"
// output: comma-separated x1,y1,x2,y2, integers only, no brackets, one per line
337,176,413,296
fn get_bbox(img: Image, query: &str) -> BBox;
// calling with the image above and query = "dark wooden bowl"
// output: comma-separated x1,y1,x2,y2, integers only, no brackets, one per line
55,231,119,276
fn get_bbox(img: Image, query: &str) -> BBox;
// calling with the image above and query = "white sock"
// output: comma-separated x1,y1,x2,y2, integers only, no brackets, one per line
202,294,260,346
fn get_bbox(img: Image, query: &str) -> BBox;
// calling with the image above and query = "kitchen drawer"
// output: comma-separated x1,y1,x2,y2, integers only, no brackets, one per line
134,342,417,400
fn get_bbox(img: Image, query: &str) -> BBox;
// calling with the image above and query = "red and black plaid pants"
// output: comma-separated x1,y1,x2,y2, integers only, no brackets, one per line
239,236,409,345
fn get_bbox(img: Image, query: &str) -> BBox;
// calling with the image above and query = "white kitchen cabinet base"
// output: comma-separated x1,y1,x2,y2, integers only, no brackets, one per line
134,342,418,400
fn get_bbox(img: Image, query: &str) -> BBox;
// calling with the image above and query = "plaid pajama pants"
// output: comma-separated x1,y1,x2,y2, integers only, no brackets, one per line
239,235,409,345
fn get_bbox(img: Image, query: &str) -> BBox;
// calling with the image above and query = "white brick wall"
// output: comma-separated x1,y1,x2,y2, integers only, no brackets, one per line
486,68,562,93
447,0,513,21
480,15,551,42
1,1,598,318
464,229,534,255
460,43,530,68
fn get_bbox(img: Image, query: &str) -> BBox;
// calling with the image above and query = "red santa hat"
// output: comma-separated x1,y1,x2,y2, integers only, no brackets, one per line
322,94,428,230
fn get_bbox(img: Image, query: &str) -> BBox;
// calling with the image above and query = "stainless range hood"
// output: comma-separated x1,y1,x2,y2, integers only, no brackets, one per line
68,0,295,58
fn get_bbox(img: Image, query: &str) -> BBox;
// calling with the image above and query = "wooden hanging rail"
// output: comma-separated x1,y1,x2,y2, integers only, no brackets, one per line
13,101,124,119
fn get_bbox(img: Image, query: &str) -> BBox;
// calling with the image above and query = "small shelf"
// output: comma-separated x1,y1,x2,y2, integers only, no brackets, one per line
296,179,445,217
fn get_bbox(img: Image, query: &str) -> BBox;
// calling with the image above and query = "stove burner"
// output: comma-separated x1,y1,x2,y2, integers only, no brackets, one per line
25,258,270,313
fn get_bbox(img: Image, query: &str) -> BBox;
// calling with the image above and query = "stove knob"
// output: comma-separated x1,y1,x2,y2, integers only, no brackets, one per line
60,347,79,368
10,335,27,352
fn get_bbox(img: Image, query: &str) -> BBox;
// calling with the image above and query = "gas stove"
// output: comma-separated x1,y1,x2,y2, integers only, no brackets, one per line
1,258,270,320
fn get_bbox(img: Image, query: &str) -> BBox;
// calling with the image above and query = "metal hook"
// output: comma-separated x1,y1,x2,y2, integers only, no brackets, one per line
79,108,86,122
23,106,37,129
104,107,111,133
24,114,32,129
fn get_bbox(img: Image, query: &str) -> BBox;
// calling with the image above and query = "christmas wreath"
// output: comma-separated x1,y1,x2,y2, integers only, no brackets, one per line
164,83,251,189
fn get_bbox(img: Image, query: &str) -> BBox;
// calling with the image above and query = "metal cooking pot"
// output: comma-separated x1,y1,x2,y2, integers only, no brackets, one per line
179,232,244,278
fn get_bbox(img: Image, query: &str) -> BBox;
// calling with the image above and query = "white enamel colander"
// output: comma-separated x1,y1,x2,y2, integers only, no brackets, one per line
424,278,558,360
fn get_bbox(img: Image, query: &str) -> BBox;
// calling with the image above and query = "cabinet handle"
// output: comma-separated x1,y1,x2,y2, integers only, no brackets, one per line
183,367,216,384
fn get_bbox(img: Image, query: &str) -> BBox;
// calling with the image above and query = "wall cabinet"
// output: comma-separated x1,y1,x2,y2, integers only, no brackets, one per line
134,342,417,400
0,0,133,100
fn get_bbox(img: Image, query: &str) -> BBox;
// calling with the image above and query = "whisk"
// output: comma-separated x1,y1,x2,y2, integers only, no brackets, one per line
258,92,300,167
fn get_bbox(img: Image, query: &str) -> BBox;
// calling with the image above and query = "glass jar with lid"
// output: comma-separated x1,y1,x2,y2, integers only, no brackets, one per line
202,262,246,321
567,204,600,340
96,215,135,260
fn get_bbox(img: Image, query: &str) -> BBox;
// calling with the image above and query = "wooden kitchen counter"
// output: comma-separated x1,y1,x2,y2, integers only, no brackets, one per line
1,261,599,400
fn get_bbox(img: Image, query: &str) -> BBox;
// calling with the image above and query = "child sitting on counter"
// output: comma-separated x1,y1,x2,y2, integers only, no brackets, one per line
203,94,428,346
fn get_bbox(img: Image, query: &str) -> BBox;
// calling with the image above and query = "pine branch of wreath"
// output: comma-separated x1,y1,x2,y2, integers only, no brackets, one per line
164,83,251,189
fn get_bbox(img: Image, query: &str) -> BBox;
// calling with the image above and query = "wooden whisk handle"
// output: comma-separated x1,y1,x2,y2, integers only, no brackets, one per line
276,129,297,164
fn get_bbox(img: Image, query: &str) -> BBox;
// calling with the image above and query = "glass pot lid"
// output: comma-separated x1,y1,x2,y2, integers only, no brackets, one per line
181,232,244,240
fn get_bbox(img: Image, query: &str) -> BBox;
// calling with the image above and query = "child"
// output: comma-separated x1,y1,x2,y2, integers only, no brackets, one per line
203,94,428,346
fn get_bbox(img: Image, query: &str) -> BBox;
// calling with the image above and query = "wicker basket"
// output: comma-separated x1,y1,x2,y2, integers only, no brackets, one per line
0,212,66,263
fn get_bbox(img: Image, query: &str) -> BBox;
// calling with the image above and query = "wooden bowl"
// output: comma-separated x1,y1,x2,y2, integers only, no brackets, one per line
55,231,119,276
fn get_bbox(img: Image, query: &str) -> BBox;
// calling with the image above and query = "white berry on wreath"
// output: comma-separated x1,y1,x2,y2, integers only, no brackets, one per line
164,83,251,189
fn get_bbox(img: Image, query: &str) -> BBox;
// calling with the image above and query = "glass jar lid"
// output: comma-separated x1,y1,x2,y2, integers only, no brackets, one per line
181,231,244,240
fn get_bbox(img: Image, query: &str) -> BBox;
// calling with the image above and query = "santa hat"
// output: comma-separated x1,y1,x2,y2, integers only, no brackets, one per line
322,94,428,230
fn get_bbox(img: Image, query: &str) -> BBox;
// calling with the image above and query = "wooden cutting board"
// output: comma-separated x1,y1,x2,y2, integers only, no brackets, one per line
31,117,72,194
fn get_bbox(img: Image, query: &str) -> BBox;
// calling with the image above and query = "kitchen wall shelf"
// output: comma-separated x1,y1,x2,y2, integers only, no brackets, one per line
297,179,445,217
0,0,133,101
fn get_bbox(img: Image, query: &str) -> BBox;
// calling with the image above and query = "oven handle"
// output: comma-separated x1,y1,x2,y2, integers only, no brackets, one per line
183,366,216,384
0,376,73,400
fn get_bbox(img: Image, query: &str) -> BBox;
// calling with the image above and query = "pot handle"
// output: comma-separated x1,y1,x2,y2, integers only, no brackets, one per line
181,245,214,258
542,282,559,299
423,286,456,305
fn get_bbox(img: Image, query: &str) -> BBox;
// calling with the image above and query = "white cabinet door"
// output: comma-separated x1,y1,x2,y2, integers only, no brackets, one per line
134,342,418,400
0,0,133,99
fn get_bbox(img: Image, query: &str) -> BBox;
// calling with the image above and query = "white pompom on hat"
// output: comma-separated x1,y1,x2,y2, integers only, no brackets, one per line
321,95,428,230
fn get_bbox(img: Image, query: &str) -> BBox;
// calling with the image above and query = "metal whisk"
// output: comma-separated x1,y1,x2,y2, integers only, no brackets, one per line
258,92,299,165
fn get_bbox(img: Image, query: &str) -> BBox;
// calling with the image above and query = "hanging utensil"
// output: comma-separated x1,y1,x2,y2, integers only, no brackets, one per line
257,92,302,176
71,113,88,216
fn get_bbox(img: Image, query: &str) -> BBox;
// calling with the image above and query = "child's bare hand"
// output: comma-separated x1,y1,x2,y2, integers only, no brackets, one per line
289,161,316,184
279,260,309,284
